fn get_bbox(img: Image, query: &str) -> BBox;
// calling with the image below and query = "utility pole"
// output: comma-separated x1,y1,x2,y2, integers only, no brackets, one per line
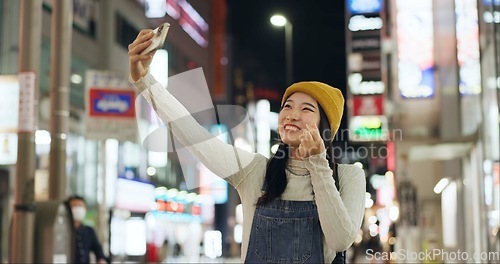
48,0,73,200
10,0,42,262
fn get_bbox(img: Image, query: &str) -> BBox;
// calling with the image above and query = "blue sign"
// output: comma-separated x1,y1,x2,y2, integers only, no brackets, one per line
483,0,500,6
348,0,383,14
89,88,136,117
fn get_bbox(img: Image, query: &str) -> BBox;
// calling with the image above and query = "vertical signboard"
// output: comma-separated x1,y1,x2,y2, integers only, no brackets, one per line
18,72,37,132
395,0,435,98
346,0,387,142
398,180,418,226
0,75,19,164
455,0,482,95
85,70,138,142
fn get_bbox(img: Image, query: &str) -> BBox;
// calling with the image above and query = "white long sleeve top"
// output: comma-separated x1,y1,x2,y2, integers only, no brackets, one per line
132,72,366,263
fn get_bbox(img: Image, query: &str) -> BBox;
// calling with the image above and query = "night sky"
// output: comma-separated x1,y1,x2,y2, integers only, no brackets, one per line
227,0,349,142
227,0,347,95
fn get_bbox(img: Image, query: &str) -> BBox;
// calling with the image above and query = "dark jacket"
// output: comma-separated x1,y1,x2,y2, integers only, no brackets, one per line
74,225,107,264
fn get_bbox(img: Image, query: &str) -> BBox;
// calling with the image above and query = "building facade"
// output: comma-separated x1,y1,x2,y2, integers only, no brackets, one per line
345,0,499,262
0,0,229,261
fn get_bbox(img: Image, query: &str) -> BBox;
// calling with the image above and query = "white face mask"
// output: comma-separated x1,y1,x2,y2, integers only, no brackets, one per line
71,206,86,222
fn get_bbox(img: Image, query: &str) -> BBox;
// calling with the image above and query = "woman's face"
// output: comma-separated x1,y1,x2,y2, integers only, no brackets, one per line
278,92,321,147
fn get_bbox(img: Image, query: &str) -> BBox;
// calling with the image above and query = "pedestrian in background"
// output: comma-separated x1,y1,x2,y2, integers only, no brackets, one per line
67,195,108,264
129,29,365,263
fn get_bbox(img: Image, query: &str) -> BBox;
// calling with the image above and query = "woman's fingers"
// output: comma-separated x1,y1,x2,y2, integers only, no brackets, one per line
136,31,154,46
128,30,154,55
307,123,322,142
129,38,151,51
297,144,306,160
129,43,153,62
138,29,154,37
297,123,325,158
129,29,156,82
129,39,152,55
133,30,154,46
302,129,314,143
302,124,318,145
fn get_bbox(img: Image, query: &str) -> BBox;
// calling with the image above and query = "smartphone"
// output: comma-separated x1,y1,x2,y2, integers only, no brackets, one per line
141,23,170,55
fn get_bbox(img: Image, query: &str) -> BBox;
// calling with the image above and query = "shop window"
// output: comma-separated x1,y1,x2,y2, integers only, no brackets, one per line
115,13,139,50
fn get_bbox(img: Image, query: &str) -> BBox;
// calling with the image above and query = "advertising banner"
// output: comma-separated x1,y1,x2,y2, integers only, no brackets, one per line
0,75,19,164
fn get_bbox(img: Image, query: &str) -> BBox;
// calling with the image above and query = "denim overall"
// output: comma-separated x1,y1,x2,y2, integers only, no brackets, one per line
245,199,325,263
245,163,346,264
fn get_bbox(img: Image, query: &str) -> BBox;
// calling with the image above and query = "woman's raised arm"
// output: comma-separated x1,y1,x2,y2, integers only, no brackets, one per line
128,30,262,186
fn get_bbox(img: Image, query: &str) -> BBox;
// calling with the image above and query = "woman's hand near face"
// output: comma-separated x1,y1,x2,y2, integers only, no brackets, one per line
297,123,325,159
128,29,156,82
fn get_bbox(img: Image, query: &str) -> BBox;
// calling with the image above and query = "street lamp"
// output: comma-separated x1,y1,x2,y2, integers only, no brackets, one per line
270,14,293,85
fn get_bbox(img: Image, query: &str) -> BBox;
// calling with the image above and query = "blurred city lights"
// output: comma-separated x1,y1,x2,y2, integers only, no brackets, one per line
270,143,280,154
35,130,51,145
270,14,287,27
204,230,223,259
433,178,450,194
150,49,169,88
389,205,399,221
234,224,243,244
146,166,156,176
70,73,82,84
365,197,374,208
348,15,383,31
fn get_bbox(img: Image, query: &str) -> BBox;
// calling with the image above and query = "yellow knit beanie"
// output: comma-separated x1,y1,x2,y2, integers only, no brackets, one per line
281,81,344,140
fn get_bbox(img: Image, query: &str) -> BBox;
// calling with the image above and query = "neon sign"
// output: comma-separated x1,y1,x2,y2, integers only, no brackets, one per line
455,0,482,95
349,73,385,95
349,115,389,142
348,0,383,14
396,0,435,98
348,15,383,31
483,0,500,5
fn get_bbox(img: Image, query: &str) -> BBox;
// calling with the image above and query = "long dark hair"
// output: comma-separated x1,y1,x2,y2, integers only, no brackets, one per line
256,104,335,206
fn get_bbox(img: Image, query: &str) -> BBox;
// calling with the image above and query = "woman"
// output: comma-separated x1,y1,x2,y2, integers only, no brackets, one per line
129,30,365,263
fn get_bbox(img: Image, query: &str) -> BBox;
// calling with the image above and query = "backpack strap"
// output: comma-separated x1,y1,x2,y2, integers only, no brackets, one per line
331,162,346,264
333,162,340,191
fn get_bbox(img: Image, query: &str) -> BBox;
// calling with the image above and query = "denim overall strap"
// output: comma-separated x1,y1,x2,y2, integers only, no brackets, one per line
245,199,324,263
331,163,346,264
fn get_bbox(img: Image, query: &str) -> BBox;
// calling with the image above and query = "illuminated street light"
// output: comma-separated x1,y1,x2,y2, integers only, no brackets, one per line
270,14,293,85
270,14,287,27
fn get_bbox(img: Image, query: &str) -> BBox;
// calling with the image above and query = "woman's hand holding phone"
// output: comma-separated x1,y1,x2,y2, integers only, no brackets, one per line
128,30,155,82
128,23,170,82
140,23,170,55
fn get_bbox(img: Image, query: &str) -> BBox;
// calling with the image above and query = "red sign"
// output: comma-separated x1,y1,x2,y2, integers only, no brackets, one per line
155,199,201,216
387,141,395,171
254,88,281,101
352,95,384,116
